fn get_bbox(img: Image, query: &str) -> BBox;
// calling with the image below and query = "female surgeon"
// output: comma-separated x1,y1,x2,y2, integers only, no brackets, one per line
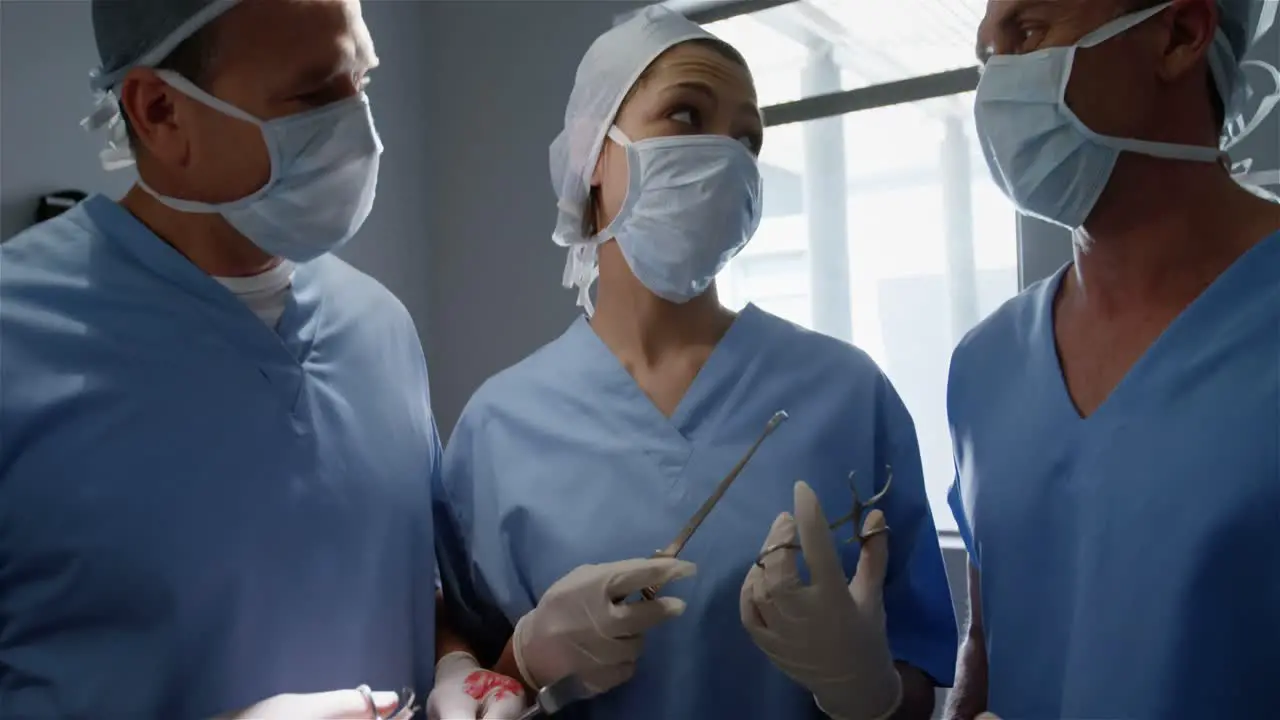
430,6,958,719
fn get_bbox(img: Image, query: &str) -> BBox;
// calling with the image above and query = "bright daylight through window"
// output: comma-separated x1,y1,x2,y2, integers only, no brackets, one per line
681,0,1015,531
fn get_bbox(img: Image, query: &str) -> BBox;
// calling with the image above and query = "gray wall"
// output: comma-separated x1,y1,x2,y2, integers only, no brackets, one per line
0,0,436,342
422,0,645,431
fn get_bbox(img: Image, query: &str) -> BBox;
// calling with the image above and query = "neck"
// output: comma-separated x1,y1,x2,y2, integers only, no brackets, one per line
120,184,280,277
1070,156,1280,312
590,245,735,366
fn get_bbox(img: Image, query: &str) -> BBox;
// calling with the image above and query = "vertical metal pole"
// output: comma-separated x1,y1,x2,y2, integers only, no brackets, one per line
941,114,979,344
801,45,853,342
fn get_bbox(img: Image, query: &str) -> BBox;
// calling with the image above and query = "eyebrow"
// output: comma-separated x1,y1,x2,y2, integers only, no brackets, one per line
287,53,378,91
978,0,1059,60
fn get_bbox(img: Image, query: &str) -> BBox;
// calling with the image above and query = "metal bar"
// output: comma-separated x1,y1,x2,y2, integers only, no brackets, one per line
801,48,853,343
762,66,981,127
661,0,801,25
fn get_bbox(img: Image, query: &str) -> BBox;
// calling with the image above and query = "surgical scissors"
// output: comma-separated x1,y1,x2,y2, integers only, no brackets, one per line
754,465,893,567
639,410,789,601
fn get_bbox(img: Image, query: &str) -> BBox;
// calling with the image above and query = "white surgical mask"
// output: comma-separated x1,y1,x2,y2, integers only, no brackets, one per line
139,70,383,262
974,1,1228,230
591,125,763,306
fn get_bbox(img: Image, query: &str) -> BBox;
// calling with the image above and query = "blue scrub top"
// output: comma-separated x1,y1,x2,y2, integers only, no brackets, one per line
947,232,1280,720
436,304,957,720
0,196,439,718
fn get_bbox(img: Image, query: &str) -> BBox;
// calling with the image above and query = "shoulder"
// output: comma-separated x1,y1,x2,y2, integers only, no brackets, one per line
746,305,886,378
458,321,585,428
1,205,106,297
300,255,427,366
0,200,135,344
951,269,1060,384
303,254,413,322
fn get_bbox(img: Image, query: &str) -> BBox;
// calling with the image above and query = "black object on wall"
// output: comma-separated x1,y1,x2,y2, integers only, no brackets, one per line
35,190,88,224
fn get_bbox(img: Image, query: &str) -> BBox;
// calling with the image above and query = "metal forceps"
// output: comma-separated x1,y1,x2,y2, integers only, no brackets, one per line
754,465,894,567
639,410,790,601
513,674,591,719
358,686,417,720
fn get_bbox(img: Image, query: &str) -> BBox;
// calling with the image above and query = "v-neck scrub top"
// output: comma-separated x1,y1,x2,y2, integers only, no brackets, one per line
0,195,439,718
435,304,958,720
947,232,1280,720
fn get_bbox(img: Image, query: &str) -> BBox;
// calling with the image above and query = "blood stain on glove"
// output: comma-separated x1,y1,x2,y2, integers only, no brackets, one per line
464,671,522,702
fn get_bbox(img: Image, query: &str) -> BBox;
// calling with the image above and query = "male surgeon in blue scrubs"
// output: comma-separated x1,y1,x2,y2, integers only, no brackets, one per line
0,1,437,717
945,0,1280,718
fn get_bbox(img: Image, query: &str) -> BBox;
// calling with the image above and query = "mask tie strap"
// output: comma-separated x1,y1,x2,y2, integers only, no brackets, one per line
1222,59,1280,152
562,243,600,315
80,78,135,171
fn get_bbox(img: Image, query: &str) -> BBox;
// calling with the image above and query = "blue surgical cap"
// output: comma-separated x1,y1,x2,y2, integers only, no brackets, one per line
90,0,241,91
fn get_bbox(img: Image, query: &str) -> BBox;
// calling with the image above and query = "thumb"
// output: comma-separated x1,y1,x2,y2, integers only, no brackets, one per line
849,508,889,604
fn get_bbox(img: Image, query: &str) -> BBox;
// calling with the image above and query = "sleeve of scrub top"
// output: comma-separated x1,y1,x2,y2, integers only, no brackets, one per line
432,406,516,668
946,476,977,570
420,416,446,690
876,372,960,688
944,347,979,571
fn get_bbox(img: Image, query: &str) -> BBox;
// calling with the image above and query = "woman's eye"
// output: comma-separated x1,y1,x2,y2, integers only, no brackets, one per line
670,108,696,126
1018,26,1045,51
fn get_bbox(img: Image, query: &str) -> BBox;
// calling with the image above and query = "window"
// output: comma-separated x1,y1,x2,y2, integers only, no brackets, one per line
667,0,1020,532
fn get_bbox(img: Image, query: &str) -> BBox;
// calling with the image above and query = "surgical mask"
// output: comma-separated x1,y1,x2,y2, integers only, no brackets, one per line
974,1,1227,230
595,126,763,304
138,70,383,262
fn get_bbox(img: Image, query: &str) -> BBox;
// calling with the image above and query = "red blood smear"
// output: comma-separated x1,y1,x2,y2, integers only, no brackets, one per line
464,671,522,702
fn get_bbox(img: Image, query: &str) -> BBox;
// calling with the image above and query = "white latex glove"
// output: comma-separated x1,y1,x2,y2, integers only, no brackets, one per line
512,557,695,697
219,688,405,719
427,651,526,720
741,480,900,720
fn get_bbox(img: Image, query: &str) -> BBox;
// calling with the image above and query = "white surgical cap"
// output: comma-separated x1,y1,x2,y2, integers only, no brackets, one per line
549,4,721,310
82,0,242,170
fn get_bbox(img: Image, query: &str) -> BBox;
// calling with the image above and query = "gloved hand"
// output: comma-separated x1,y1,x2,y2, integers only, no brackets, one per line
512,557,696,697
218,688,405,719
741,481,900,720
427,652,526,719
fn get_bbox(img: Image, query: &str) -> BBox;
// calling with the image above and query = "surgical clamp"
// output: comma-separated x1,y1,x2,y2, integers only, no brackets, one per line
755,465,893,567
640,410,789,601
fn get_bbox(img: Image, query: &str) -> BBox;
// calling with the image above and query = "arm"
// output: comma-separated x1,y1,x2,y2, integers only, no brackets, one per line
891,663,936,720
432,408,520,667
490,640,531,693
943,561,988,720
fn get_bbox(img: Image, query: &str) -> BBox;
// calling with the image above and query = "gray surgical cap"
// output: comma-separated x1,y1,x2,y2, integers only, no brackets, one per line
549,4,721,308
1211,0,1280,197
83,0,240,170
1211,0,1277,141
90,0,240,91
